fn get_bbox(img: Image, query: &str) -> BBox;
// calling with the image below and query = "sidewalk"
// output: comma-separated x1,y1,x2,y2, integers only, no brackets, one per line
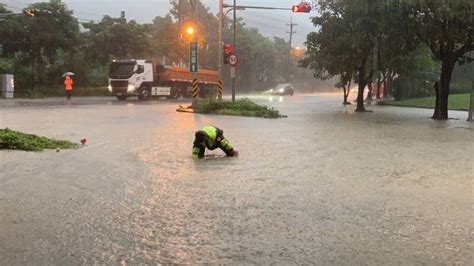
0,96,116,108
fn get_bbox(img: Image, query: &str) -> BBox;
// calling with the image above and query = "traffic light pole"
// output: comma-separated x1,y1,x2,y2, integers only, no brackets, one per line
193,0,198,76
286,18,297,82
192,0,198,106
219,3,303,102
222,4,290,11
468,80,474,122
218,0,223,99
231,0,236,102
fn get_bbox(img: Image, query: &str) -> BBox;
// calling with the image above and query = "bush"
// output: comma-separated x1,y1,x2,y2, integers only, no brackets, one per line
0,128,78,151
193,98,286,118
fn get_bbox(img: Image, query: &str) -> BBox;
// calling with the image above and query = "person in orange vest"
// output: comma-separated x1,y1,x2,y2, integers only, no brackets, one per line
64,75,73,100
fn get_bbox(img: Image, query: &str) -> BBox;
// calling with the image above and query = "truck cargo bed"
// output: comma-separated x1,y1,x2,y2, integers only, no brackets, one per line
159,67,218,85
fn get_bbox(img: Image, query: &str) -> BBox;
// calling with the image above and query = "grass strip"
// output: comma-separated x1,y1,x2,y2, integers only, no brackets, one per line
0,128,78,151
379,93,470,111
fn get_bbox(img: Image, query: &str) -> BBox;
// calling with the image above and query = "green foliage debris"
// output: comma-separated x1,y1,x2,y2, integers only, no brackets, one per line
193,98,286,119
0,128,78,151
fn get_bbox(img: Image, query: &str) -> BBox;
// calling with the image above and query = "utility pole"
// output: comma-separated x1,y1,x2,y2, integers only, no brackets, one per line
194,0,198,73
193,0,198,76
217,3,306,98
286,18,297,82
218,0,223,98
468,80,474,122
191,0,199,105
231,0,236,102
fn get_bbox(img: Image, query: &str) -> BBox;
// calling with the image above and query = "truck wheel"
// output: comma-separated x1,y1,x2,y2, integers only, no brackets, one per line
138,87,151,101
167,85,178,99
116,95,128,101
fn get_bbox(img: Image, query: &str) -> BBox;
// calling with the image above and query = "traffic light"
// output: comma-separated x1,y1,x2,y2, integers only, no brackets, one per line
223,44,233,64
22,9,38,17
291,3,311,13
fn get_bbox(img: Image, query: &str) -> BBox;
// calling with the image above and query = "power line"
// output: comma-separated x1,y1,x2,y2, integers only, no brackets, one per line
3,4,24,10
2,3,100,22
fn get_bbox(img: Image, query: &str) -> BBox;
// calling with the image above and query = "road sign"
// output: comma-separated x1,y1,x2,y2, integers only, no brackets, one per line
230,66,236,78
189,42,198,73
229,54,238,66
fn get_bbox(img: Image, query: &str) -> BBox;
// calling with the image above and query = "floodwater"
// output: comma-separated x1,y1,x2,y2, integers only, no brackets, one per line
0,94,473,264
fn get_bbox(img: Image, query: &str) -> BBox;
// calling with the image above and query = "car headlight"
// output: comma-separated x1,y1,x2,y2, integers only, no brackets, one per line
270,89,274,92
107,85,112,92
127,84,135,92
278,88,284,93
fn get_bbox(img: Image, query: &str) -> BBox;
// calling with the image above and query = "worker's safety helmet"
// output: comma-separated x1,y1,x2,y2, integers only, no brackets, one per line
195,130,207,143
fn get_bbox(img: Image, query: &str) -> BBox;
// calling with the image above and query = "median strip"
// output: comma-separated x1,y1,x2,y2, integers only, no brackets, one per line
185,98,287,118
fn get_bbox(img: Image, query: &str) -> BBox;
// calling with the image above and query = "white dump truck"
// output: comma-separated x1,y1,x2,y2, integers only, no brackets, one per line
108,59,219,100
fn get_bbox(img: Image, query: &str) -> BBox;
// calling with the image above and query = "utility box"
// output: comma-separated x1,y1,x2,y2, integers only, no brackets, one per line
1,74,14,99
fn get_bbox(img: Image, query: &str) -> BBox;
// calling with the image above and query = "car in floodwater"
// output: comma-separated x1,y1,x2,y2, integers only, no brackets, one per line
269,84,295,96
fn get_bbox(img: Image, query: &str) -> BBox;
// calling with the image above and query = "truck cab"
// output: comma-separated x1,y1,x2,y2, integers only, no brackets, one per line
108,59,170,100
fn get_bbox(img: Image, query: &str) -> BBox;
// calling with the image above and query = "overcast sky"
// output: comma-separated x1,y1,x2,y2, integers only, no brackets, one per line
3,0,316,46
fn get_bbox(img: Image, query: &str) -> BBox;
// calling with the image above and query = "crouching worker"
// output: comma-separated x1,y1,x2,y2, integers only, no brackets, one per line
192,126,239,159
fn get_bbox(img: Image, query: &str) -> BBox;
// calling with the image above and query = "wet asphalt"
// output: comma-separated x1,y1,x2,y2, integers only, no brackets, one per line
0,94,473,265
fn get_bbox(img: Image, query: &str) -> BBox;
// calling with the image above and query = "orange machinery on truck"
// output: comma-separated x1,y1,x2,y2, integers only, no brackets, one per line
108,59,218,100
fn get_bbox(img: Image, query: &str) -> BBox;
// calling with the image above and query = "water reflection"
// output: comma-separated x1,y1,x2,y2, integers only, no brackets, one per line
267,96,284,102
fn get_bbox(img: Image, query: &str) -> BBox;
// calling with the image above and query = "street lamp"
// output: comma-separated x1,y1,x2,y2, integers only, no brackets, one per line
186,26,194,36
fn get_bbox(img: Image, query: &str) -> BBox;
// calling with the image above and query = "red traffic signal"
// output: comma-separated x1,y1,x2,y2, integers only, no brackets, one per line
291,3,311,13
224,44,233,64
23,9,38,17
224,44,233,55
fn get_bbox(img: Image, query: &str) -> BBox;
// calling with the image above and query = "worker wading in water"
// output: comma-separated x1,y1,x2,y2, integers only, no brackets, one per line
192,126,239,159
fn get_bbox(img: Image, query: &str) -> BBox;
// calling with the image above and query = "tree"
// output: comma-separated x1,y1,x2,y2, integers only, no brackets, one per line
1,0,316,95
273,37,291,83
392,47,440,100
28,1,80,86
82,15,149,64
303,0,382,109
0,5,29,58
147,15,181,65
406,0,473,120
0,1,80,91
168,0,219,69
300,11,357,105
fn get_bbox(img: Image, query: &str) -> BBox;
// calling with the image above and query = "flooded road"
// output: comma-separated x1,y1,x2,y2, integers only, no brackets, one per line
1,94,473,264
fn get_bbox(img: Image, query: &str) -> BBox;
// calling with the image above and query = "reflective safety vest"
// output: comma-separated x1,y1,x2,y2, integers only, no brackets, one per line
64,77,73,90
192,125,234,158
